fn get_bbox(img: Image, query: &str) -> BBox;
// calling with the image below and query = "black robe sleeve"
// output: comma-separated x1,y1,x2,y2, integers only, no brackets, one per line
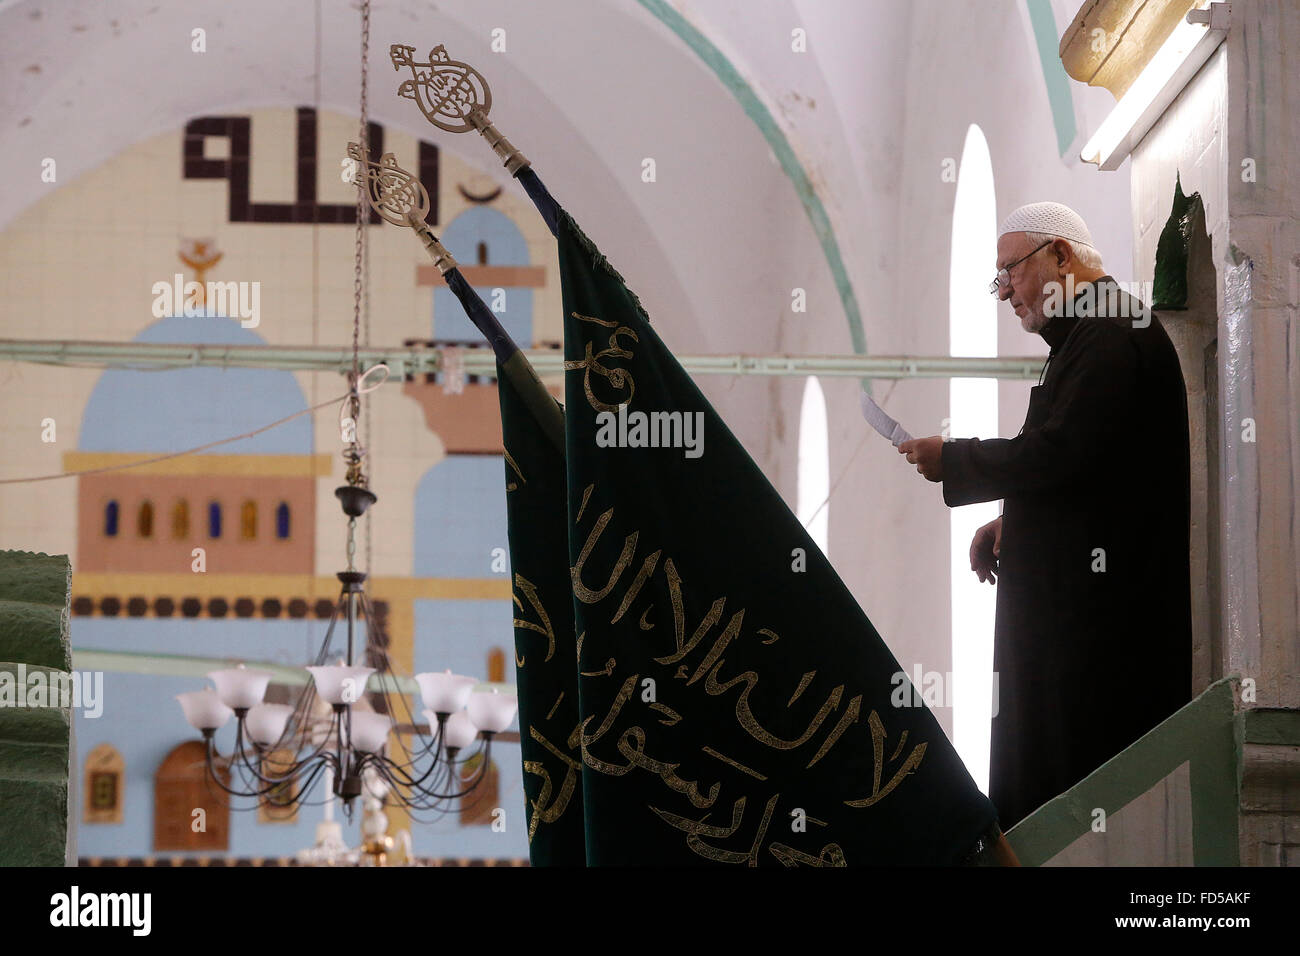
941,320,1139,507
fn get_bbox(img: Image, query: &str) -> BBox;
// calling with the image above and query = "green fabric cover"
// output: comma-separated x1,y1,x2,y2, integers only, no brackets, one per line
0,551,73,866
1152,174,1203,311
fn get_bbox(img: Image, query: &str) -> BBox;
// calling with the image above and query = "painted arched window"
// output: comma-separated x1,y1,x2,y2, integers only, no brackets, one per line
155,740,229,851
487,646,506,684
104,500,119,537
83,743,124,824
240,500,257,540
458,755,500,827
275,502,291,540
172,500,189,538
949,123,999,792
476,240,488,265
258,748,298,823
796,376,830,556
208,501,222,539
137,501,154,538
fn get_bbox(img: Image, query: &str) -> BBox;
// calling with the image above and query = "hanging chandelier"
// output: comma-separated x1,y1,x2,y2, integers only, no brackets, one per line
174,0,515,822
172,215,518,822
174,556,517,819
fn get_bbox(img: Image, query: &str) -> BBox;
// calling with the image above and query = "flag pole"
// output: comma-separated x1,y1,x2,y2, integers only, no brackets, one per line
344,142,563,451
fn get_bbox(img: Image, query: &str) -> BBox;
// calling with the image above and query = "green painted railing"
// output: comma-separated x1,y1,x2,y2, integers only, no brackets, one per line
1005,676,1241,866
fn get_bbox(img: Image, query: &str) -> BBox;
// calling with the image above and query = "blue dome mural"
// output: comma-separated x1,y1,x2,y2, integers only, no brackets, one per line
78,315,312,455
433,207,534,347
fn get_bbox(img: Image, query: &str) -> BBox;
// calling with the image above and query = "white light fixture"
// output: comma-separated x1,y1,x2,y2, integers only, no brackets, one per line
347,711,393,754
176,689,234,732
245,703,294,746
414,669,477,714
466,687,519,734
208,664,273,711
1081,1,1230,170
433,709,478,751
305,664,376,706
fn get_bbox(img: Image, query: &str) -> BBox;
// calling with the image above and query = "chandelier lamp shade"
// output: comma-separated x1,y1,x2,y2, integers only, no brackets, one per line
175,559,517,817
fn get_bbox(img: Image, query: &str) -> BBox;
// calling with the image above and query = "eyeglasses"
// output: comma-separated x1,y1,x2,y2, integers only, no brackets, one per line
988,241,1052,295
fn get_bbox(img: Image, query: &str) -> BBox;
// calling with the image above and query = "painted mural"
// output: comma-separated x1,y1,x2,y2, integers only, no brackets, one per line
0,106,563,864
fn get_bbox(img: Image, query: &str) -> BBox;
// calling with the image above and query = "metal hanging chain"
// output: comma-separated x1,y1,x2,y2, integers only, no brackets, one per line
344,0,372,575
352,0,370,387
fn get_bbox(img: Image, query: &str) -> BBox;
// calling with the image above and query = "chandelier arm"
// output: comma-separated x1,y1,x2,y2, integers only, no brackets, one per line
373,709,447,770
355,610,467,772
362,750,432,791
225,709,342,794
377,764,453,813
202,735,303,800
398,737,495,802
295,706,350,766
284,757,336,810
410,735,473,797
361,756,447,814
229,720,312,789
315,597,346,665
370,721,457,789
383,746,454,809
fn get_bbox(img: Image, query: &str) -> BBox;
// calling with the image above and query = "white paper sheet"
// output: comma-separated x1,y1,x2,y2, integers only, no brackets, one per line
859,391,913,446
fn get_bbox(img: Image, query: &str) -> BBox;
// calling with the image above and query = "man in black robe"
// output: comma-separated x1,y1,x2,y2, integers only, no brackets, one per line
898,201,1193,829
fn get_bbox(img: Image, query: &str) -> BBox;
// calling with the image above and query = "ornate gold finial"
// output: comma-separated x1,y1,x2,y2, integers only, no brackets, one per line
390,44,491,133
343,144,458,274
389,44,529,174
346,143,430,227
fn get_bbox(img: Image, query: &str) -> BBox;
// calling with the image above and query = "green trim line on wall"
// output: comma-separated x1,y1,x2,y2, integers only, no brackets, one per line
637,0,1081,364
634,0,869,372
1005,676,1240,866
1026,0,1079,156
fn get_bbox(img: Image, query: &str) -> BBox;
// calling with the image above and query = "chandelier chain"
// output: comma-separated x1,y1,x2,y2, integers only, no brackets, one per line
352,0,370,381
342,0,371,499
361,0,372,581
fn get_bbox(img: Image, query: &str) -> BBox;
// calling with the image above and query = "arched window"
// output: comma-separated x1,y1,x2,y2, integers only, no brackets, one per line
137,500,154,538
797,377,830,556
83,743,124,824
487,646,506,684
154,740,229,851
104,500,119,537
458,755,500,826
476,240,488,265
208,501,222,538
171,500,189,539
240,500,257,540
257,748,298,823
275,502,291,539
949,123,999,792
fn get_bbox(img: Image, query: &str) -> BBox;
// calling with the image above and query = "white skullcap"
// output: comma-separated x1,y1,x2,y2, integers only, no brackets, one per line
997,201,1094,248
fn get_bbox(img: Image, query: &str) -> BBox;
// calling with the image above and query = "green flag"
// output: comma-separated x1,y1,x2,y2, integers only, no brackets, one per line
551,209,998,865
497,353,588,865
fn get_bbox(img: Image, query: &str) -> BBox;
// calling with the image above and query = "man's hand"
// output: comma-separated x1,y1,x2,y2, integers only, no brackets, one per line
897,436,944,481
970,515,1002,584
